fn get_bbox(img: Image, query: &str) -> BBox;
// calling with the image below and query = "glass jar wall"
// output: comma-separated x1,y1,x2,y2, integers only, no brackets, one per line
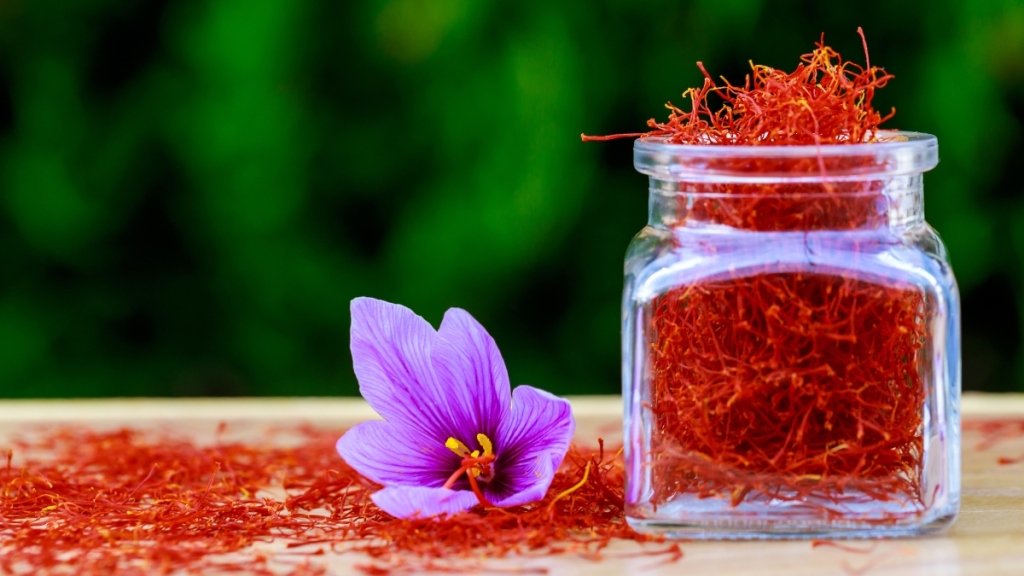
622,133,960,539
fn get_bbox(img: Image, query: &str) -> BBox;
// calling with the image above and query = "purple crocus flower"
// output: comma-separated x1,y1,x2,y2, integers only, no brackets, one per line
336,297,576,518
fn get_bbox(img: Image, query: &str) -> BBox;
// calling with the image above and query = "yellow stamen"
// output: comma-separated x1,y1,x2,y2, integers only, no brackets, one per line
476,433,493,458
445,437,471,457
468,450,481,476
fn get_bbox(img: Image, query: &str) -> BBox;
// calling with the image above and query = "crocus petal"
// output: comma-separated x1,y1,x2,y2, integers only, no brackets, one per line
431,308,512,443
488,452,555,508
336,420,460,487
371,486,480,519
487,386,575,507
350,298,459,442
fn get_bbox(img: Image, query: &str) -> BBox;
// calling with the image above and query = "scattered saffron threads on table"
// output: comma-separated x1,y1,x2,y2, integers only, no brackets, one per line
811,540,891,576
586,31,933,514
0,426,667,575
811,540,880,554
811,540,921,576
963,418,1024,465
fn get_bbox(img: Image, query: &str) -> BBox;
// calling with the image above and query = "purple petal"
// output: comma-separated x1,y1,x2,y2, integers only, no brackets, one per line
350,298,459,442
431,308,512,442
486,386,575,507
487,453,555,508
371,486,480,519
336,421,460,487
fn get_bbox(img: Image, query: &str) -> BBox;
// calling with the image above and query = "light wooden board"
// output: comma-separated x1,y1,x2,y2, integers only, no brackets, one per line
1,392,1023,575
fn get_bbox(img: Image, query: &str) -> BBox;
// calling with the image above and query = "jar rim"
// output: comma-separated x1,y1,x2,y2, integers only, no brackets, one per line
634,130,938,182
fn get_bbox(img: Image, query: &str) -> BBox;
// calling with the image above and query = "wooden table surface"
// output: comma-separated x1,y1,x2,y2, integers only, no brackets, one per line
1,393,1023,575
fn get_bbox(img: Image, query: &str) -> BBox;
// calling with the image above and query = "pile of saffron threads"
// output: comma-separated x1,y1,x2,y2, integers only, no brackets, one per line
582,28,893,147
963,418,1024,466
0,426,669,575
586,30,933,513
584,28,901,233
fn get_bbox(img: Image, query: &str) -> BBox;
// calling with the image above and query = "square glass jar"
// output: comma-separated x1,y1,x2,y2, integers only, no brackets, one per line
622,132,960,539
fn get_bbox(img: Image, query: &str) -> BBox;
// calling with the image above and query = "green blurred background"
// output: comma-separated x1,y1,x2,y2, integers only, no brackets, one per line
0,0,1022,397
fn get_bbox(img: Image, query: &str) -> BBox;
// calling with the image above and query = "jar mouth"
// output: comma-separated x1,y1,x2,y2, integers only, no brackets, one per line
635,130,938,182
649,182,912,199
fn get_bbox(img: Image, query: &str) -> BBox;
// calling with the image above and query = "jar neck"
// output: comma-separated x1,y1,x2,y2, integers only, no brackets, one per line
648,176,925,232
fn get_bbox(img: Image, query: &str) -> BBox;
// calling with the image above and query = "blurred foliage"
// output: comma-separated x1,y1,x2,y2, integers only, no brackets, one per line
0,0,1022,397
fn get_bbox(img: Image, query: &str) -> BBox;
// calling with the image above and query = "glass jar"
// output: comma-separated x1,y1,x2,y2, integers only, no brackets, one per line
622,132,960,539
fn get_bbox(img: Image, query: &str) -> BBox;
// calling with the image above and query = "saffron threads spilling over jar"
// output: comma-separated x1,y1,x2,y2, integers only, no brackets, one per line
0,426,669,575
588,30,961,538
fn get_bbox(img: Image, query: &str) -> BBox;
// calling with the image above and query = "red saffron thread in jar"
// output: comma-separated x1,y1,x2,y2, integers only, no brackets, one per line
648,275,926,509
0,426,668,575
586,30,932,514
